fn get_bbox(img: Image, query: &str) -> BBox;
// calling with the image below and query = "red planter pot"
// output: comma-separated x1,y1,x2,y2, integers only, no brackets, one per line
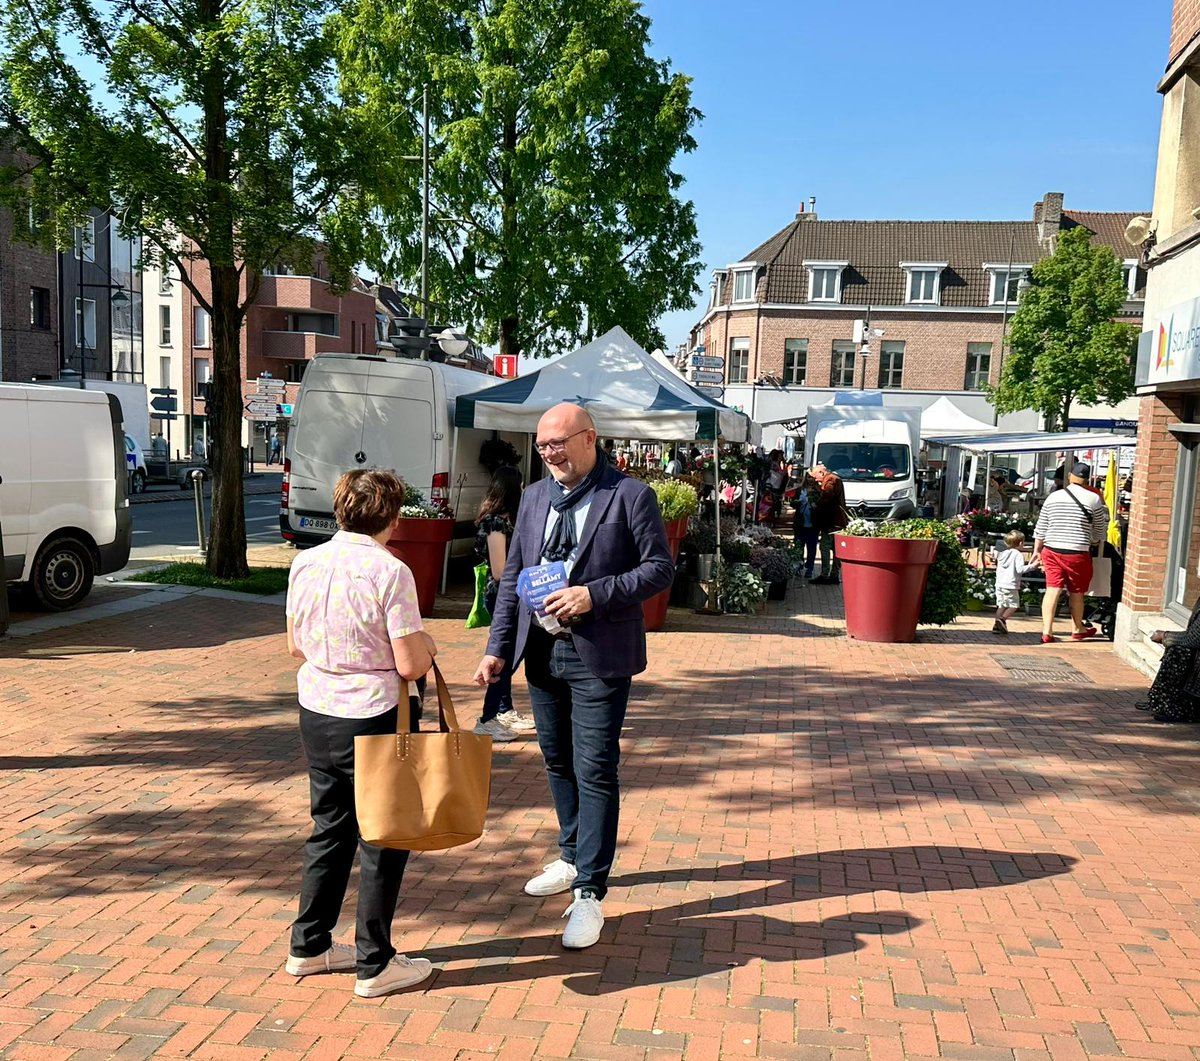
386,517,455,617
643,517,689,632
834,535,938,643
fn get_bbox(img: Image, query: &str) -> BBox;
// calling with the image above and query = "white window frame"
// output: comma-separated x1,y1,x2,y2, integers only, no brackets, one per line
830,340,856,387
731,263,757,303
194,306,210,347
74,297,96,349
984,263,1032,306
783,338,807,386
900,261,947,305
159,355,172,390
804,260,848,303
728,337,750,384
159,267,174,295
159,305,172,346
713,273,725,307
1122,258,1139,298
193,356,211,398
965,342,992,390
878,340,905,389
74,217,95,262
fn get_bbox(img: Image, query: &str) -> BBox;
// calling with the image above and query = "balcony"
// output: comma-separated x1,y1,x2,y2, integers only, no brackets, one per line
257,274,340,313
261,330,343,359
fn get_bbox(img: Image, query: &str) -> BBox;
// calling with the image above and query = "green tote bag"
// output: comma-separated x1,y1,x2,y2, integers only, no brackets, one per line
465,562,492,629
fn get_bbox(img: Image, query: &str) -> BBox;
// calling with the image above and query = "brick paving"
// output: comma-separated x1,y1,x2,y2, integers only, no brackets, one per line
3,580,1200,1060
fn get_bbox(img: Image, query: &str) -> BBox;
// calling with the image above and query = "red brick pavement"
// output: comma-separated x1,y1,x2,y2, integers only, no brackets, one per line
2,584,1199,1060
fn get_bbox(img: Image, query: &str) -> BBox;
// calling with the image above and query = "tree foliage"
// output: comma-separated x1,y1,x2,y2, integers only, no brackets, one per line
337,0,704,358
0,0,388,577
991,226,1138,431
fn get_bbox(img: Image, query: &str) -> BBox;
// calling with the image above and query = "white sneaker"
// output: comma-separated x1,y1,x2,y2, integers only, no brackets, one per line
285,941,356,976
496,709,537,733
354,954,434,998
561,889,604,949
473,718,518,742
524,858,578,896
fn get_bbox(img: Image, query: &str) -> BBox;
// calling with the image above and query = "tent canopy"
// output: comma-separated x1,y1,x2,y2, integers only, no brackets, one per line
920,397,997,439
454,326,761,443
928,431,1136,454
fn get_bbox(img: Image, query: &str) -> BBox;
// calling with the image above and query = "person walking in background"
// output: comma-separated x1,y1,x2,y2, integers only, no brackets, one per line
473,403,674,949
473,466,535,742
991,530,1040,635
664,447,685,476
269,433,283,465
602,439,618,465
284,468,439,998
792,471,821,580
810,463,849,584
1032,462,1108,644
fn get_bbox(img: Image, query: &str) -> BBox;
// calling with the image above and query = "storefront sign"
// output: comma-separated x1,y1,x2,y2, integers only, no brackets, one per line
1139,293,1200,387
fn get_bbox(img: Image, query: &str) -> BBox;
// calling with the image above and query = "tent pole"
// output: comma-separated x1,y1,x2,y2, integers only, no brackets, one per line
442,425,459,593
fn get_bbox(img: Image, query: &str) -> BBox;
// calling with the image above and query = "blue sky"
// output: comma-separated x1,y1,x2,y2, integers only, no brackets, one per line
642,0,1173,352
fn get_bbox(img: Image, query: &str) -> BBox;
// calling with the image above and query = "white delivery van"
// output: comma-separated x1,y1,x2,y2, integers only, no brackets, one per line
805,403,922,522
0,383,133,609
281,354,527,555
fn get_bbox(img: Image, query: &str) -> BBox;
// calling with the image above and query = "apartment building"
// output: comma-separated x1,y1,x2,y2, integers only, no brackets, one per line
688,193,1145,429
1117,0,1200,660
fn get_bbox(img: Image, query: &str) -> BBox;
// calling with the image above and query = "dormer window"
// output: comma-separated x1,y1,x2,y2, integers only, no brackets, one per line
804,260,848,303
731,262,757,303
901,262,947,305
1122,259,1140,298
984,263,1032,305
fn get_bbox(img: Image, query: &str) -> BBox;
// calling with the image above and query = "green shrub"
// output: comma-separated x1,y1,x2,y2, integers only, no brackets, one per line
719,563,766,614
650,479,700,523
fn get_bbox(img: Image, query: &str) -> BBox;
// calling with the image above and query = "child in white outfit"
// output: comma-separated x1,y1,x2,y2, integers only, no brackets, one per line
992,530,1040,635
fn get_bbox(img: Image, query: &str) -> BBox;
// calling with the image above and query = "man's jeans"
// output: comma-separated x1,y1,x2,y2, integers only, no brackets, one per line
819,531,841,578
524,632,631,900
290,706,410,978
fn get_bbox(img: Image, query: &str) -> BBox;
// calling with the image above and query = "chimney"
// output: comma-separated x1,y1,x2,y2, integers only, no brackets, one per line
1036,192,1064,244
796,200,805,217
796,197,818,222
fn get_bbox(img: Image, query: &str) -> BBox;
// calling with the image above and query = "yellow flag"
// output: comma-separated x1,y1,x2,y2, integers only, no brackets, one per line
1104,451,1122,551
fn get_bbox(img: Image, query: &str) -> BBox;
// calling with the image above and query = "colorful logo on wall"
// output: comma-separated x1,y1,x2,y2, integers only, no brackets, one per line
1158,316,1173,370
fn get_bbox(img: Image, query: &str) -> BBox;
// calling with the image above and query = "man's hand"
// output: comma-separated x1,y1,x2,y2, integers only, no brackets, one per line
474,655,506,686
544,585,593,622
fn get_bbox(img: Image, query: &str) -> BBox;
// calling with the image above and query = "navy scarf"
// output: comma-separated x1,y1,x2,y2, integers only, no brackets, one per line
542,452,606,563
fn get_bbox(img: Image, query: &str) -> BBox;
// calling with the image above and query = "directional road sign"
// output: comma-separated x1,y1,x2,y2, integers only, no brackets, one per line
245,400,280,416
256,376,286,389
694,383,724,397
151,395,177,413
690,354,724,369
150,387,177,396
150,412,179,422
690,369,725,384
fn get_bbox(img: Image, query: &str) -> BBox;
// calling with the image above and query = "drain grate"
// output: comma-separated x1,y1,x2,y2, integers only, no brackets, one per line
992,654,1093,684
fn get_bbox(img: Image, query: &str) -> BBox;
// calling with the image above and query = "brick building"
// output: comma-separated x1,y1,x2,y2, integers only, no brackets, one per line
0,148,58,382
1116,0,1200,667
687,193,1145,430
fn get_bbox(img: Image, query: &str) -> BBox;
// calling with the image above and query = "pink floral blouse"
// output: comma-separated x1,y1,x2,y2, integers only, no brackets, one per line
286,531,423,718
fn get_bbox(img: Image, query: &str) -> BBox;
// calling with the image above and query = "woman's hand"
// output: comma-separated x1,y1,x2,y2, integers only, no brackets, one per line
1151,630,1166,645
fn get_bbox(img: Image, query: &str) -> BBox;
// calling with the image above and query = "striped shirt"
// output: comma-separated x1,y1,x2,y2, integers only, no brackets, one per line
1034,485,1109,553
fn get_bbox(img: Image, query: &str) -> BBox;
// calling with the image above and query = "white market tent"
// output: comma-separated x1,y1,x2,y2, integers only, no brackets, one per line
454,326,761,443
919,397,997,439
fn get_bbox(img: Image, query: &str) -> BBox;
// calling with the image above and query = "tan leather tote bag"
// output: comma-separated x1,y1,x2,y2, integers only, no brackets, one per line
354,663,493,851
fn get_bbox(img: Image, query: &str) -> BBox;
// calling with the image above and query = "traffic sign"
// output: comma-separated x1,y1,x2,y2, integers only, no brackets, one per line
150,387,177,396
151,395,177,413
690,369,725,384
256,380,286,393
494,354,518,379
694,382,724,396
151,412,179,421
690,354,724,369
245,412,276,422
279,403,294,416
245,400,280,415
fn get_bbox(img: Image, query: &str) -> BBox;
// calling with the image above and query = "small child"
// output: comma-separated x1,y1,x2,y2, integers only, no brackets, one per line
992,530,1040,635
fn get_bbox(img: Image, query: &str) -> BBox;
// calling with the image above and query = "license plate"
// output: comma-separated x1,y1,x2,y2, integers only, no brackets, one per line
298,516,337,532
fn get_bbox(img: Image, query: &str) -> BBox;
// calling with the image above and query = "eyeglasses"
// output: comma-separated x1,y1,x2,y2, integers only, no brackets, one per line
533,428,591,455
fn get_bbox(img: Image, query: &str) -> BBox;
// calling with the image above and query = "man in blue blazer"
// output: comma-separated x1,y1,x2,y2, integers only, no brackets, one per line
474,403,674,948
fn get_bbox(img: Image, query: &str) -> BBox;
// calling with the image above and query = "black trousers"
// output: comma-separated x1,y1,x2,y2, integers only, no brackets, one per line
290,705,411,978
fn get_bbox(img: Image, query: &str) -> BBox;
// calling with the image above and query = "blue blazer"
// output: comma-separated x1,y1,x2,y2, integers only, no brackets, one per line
485,461,675,679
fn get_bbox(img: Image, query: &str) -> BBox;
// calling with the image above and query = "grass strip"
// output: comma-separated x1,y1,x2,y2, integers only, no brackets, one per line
129,562,289,596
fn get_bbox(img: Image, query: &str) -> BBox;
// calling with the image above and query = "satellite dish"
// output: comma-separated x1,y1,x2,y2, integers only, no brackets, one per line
1124,216,1155,247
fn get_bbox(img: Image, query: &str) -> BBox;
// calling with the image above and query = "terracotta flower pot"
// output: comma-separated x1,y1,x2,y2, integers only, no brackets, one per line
834,535,938,643
643,516,690,632
386,517,454,617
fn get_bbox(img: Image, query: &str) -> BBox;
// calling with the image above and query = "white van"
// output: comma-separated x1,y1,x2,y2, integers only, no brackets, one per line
0,383,133,609
281,355,527,554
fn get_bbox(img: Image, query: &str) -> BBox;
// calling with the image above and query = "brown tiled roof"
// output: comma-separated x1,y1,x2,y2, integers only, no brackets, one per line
719,206,1149,309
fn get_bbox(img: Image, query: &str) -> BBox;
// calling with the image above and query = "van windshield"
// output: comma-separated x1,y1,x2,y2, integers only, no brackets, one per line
815,442,911,481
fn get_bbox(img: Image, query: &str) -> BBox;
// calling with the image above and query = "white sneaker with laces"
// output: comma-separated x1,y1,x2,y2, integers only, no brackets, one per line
524,858,578,896
354,954,434,998
473,718,518,742
496,709,537,732
285,941,356,976
561,888,604,949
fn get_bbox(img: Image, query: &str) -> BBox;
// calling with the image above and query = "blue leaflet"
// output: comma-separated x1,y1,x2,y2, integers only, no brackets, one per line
516,562,569,632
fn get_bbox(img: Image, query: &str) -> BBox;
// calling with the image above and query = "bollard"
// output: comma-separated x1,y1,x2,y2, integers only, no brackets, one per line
191,469,207,553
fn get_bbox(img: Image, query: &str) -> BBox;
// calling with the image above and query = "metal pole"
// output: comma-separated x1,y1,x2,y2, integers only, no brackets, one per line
191,469,207,553
442,424,459,593
993,232,1016,426
420,84,430,312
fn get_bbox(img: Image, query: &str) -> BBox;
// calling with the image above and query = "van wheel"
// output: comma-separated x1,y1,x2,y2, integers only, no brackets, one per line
131,469,146,494
30,538,95,611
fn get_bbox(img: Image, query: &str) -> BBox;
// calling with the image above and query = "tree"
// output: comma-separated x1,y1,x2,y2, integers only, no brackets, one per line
991,226,1138,431
0,0,392,577
337,0,703,359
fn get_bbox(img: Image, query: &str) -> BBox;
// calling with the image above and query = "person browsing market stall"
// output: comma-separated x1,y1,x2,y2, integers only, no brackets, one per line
473,403,674,950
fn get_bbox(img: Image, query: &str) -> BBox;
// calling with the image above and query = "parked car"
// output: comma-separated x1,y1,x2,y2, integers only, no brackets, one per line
124,433,148,494
1,383,132,609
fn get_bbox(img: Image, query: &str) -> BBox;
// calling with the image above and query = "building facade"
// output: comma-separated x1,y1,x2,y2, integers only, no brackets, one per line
687,194,1145,430
1116,0,1200,662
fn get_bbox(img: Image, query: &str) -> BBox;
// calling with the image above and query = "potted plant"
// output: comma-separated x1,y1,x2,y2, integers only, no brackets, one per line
834,518,967,642
644,480,700,631
718,562,767,615
750,546,791,601
384,484,454,616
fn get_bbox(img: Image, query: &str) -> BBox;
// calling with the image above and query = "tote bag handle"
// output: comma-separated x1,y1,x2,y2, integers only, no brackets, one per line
399,662,463,735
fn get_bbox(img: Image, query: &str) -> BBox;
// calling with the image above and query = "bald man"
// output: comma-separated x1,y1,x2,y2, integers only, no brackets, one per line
473,403,674,948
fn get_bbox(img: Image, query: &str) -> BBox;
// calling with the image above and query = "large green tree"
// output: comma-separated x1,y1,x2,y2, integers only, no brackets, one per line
337,0,703,359
991,226,1138,431
1,0,392,577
